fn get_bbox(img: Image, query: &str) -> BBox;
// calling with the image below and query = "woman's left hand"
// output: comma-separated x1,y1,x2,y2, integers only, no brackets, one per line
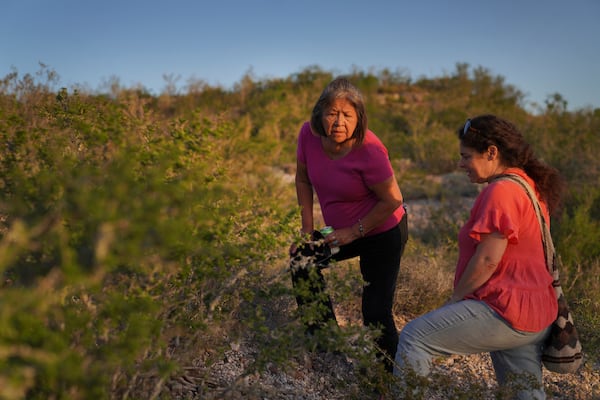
324,227,359,247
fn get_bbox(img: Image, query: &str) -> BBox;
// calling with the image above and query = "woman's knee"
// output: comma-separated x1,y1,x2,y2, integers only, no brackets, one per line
398,320,419,347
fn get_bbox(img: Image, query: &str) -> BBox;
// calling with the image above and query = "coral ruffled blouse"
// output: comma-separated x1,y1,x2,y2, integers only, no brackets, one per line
455,168,557,332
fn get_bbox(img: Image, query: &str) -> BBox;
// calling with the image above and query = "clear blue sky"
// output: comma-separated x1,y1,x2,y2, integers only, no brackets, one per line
2,0,599,111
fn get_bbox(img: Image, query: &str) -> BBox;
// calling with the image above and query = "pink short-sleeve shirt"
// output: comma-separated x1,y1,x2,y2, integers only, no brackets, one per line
297,122,405,235
455,168,557,332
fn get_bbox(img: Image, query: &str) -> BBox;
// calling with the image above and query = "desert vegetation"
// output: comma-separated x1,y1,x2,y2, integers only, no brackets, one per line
0,63,598,398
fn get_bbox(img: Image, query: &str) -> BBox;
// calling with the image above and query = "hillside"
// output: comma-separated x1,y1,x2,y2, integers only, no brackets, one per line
0,65,598,398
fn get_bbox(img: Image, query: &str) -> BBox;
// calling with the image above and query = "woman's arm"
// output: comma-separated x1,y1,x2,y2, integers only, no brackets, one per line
295,160,314,234
324,175,403,247
353,175,403,237
449,232,508,303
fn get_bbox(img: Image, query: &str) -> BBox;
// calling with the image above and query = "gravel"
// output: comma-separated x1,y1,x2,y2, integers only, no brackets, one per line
164,314,599,399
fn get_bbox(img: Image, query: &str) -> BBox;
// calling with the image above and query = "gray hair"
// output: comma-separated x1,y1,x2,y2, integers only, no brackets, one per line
310,77,368,146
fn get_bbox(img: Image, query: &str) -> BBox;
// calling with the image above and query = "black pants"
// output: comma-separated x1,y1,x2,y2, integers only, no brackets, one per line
291,211,408,372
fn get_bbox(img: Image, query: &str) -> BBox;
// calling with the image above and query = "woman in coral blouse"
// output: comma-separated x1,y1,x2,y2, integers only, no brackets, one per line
394,115,564,399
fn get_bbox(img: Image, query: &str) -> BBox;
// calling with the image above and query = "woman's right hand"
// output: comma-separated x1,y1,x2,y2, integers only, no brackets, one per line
289,231,312,256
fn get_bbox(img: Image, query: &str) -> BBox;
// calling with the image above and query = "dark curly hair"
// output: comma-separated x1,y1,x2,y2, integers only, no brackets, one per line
458,114,565,215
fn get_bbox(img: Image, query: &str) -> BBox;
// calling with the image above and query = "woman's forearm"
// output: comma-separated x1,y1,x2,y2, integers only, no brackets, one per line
452,256,497,301
296,181,314,233
451,233,508,302
295,161,315,234
351,198,402,238
350,176,403,238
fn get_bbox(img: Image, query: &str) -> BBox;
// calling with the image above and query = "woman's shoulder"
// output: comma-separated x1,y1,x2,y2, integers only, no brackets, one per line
363,129,383,144
298,121,320,143
300,121,312,135
301,121,326,138
360,130,387,152
480,177,531,214
486,178,525,198
488,170,535,197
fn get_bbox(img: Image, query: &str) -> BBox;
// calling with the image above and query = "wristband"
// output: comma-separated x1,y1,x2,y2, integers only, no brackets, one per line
358,219,365,237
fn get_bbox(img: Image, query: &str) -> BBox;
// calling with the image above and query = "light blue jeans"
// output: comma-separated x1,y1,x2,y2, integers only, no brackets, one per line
394,300,550,400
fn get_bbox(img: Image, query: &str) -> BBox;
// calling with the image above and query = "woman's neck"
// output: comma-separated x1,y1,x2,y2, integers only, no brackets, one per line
321,136,355,159
486,165,511,182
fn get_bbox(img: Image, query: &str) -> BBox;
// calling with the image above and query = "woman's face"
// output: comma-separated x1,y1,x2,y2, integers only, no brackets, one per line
322,98,358,144
459,144,495,183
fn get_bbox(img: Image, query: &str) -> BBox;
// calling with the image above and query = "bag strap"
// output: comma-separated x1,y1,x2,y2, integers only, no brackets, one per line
494,174,562,298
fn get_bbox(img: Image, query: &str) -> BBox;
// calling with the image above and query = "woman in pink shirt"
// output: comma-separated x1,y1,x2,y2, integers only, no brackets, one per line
394,115,564,399
290,77,408,372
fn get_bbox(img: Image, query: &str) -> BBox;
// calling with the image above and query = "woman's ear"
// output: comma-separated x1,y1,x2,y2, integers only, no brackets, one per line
487,145,498,161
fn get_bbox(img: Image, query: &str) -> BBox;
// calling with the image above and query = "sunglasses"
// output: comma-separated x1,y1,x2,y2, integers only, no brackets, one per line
461,118,476,138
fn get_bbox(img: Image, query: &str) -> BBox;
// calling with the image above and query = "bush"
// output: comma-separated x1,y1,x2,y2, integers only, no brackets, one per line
1,65,599,398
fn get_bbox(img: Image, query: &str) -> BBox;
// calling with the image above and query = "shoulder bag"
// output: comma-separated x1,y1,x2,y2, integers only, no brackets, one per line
496,174,583,374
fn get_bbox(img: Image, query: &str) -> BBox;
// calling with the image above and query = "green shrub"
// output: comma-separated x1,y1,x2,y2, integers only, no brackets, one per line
1,65,598,398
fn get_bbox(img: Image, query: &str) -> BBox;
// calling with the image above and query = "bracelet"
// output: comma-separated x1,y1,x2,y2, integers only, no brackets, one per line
358,219,365,237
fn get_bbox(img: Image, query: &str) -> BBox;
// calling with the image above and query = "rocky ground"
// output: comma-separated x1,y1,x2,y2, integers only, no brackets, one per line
163,295,599,400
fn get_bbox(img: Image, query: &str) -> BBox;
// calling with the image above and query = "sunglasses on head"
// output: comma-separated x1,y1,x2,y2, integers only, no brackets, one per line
461,118,476,138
